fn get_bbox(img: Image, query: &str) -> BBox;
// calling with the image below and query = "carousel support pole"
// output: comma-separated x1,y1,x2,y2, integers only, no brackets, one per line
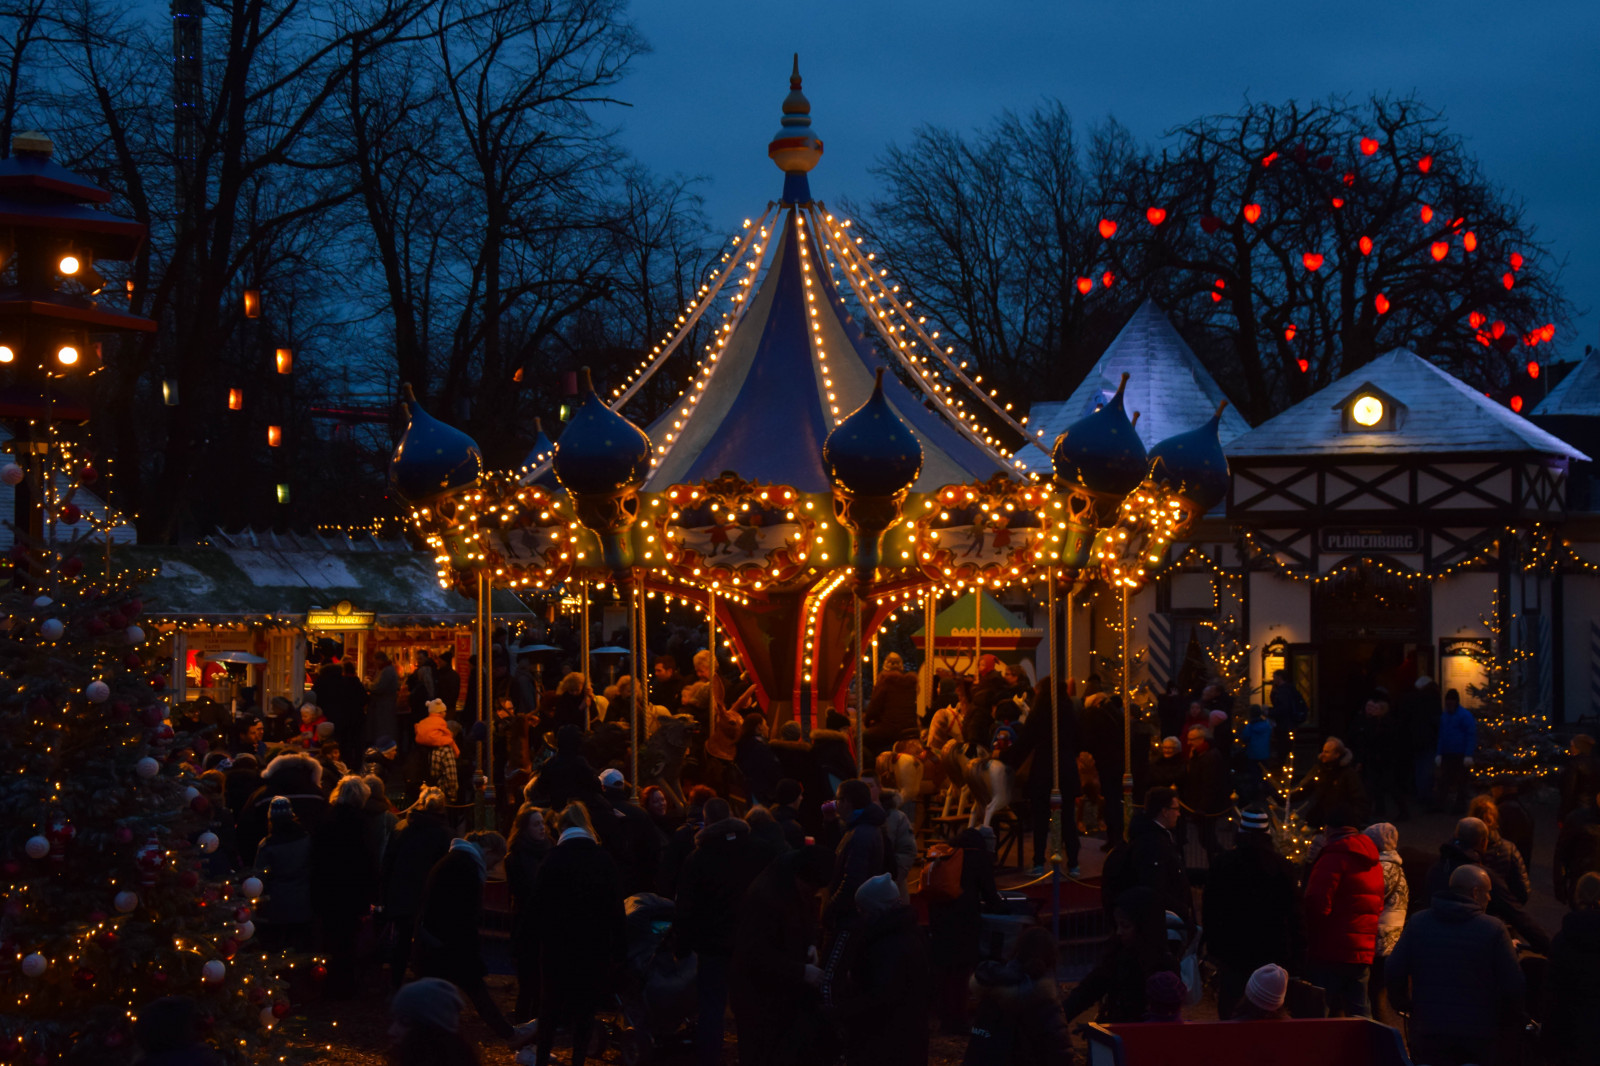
475,570,492,829
580,577,591,728
708,585,716,671
1120,584,1133,839
1065,584,1076,691
1047,567,1062,940
920,589,937,718
973,584,982,671
631,579,643,788
855,594,865,775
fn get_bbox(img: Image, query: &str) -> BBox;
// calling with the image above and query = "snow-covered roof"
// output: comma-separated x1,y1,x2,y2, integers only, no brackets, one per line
1227,349,1589,460
1534,349,1600,418
1017,300,1251,476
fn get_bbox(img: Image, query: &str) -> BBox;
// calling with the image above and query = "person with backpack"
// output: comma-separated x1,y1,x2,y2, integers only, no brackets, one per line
964,925,1069,1066
928,826,1005,1034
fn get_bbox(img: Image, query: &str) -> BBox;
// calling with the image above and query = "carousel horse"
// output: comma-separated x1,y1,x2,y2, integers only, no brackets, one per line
874,738,944,826
941,726,1017,829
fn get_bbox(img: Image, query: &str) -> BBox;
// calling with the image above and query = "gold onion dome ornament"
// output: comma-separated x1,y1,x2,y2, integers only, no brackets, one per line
768,53,823,203
823,367,923,583
552,367,653,573
388,383,484,505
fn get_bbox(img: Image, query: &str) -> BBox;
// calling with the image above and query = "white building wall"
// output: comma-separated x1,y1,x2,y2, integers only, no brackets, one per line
1563,573,1600,723
1248,570,1309,668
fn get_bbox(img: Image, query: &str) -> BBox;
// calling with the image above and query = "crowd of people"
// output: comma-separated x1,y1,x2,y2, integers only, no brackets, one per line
138,641,1600,1066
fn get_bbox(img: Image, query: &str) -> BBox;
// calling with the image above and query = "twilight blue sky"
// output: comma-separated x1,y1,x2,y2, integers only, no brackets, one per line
614,0,1599,362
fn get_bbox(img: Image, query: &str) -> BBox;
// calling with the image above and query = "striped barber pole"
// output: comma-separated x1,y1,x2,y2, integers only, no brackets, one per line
1537,612,1553,720
1147,613,1175,691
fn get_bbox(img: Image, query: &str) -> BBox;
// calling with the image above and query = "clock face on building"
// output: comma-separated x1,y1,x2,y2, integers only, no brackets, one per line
1351,395,1384,427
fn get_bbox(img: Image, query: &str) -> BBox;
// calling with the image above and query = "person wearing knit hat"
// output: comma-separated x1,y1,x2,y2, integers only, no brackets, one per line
1143,970,1187,1021
1237,807,1272,834
1231,963,1290,1020
854,872,901,918
389,976,465,1036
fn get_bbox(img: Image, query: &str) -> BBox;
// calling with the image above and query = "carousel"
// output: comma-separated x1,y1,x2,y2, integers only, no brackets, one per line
384,59,1233,855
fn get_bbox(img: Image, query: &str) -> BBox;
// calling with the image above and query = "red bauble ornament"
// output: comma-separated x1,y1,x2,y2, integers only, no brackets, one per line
125,653,142,671
86,618,107,636
127,599,143,615
58,503,81,526
78,463,97,483
73,967,95,989
190,794,210,814
1301,253,1324,272
220,939,239,958
150,674,167,691
250,987,267,1005
143,705,164,726
236,906,253,922
115,826,133,843
178,869,200,889
272,1000,291,1018
1374,293,1390,314
312,964,327,982
61,556,83,578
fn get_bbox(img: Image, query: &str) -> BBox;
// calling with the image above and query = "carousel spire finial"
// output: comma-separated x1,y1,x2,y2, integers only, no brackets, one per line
769,53,823,204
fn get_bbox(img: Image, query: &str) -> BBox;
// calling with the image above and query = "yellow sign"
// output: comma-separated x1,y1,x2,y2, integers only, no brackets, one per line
307,602,375,630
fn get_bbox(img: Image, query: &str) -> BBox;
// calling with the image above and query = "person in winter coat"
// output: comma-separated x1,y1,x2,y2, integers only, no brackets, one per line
964,924,1069,1066
1427,817,1551,953
928,826,1005,1033
1544,872,1600,1066
772,778,808,850
1386,864,1525,1066
1003,676,1082,875
361,775,398,871
731,846,834,1066
223,751,262,821
770,724,820,823
863,653,921,758
1468,795,1533,902
1079,694,1128,847
380,787,453,988
824,779,888,936
253,797,313,951
833,874,931,1066
1237,706,1275,803
596,770,665,897
1146,737,1185,792
1229,963,1292,1021
1102,788,1192,929
505,803,554,1020
1201,808,1304,1017
310,776,378,996
1179,726,1229,860
674,799,767,1066
238,752,328,866
658,785,715,897
877,788,917,900
1556,786,1600,903
735,712,784,806
1298,737,1369,829
1302,820,1385,1017
1062,886,1178,1024
1362,822,1409,1026
1559,735,1600,822
525,724,604,812
528,803,625,1066
1349,697,1408,820
369,652,400,750
1434,688,1478,813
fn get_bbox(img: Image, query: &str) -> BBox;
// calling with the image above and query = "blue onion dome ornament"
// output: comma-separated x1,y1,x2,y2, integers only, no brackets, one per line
520,417,557,471
1147,400,1232,515
823,367,923,584
553,367,653,571
388,383,483,505
1052,372,1147,501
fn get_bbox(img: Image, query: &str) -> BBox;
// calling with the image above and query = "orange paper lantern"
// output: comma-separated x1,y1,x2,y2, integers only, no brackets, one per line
1419,204,1433,223
227,388,243,410
267,425,282,447
1462,231,1478,252
1527,361,1540,379
274,348,293,374
1359,236,1374,256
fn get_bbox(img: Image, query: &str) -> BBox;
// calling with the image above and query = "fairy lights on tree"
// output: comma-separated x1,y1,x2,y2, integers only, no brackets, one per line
1467,590,1562,784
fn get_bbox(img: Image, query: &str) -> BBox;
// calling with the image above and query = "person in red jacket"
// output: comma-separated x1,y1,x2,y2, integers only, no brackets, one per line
1303,812,1385,1018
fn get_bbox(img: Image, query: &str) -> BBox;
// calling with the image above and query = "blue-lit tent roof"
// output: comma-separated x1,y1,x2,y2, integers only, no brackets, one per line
642,205,1009,493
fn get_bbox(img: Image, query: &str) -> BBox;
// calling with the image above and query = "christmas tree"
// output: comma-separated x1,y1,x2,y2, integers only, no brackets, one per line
1467,590,1562,784
0,529,300,1064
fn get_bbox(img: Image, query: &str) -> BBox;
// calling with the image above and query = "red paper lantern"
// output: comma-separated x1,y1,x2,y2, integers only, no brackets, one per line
1374,293,1390,314
59,503,81,526
1360,137,1380,155
1502,272,1515,290
1098,218,1117,239
1297,358,1309,373
1419,204,1433,223
1214,278,1226,289
1200,215,1222,234
1418,154,1433,173
1527,361,1541,379
1101,271,1116,288
1430,242,1449,261
1509,395,1523,413
1210,292,1221,302
1076,277,1092,294
1462,231,1478,252
1284,324,1298,341
1330,198,1345,209
1315,155,1333,170
1301,252,1324,271
1491,321,1505,339
1358,236,1374,256
1342,172,1356,186
1242,203,1261,224
1469,311,1485,328
1145,207,1167,226
1261,151,1279,167
1509,252,1524,271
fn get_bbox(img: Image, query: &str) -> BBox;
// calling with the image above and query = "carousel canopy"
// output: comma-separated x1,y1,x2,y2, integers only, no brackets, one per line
910,589,1042,655
1020,300,1251,476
